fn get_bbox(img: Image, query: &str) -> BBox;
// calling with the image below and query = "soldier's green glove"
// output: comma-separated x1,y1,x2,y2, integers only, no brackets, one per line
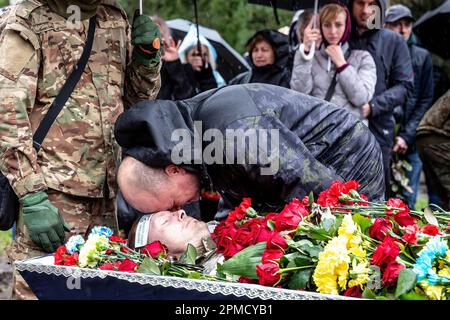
131,10,163,67
20,191,68,253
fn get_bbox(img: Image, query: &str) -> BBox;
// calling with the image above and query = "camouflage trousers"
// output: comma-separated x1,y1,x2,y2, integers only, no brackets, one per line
5,189,117,300
416,134,450,211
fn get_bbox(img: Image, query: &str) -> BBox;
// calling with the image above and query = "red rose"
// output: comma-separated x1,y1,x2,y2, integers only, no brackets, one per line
117,258,138,272
369,218,392,241
235,228,254,247
382,262,405,287
256,263,281,287
344,286,362,298
109,236,127,244
238,276,256,284
302,196,310,207
143,241,168,259
371,236,400,269
262,249,284,265
99,262,114,271
114,261,122,269
228,198,252,222
281,198,309,218
255,228,277,243
267,233,288,250
223,240,244,259
273,202,305,232
402,224,420,245
422,225,440,236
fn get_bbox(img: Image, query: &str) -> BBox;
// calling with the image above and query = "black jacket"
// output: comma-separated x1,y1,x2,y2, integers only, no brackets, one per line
348,0,414,148
229,30,291,88
399,43,434,150
157,59,218,100
115,84,385,219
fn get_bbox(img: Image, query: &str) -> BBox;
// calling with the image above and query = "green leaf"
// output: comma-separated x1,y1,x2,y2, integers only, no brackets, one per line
221,242,266,279
395,269,418,298
288,268,313,290
352,214,373,235
399,291,428,300
424,207,439,227
361,288,377,299
309,191,314,209
178,244,197,265
187,272,202,279
267,219,275,231
136,257,161,275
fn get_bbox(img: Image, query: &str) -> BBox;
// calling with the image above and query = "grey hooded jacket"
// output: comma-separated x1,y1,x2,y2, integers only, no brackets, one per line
290,43,377,119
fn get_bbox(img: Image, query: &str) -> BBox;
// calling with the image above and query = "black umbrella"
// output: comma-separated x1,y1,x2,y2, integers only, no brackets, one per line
166,19,251,83
248,0,348,24
414,0,450,59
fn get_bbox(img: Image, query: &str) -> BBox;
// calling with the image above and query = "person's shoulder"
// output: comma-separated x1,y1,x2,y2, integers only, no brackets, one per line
229,71,250,85
99,0,128,21
378,28,406,45
411,45,432,58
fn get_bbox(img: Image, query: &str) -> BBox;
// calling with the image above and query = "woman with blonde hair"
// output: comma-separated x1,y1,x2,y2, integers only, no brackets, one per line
290,2,377,120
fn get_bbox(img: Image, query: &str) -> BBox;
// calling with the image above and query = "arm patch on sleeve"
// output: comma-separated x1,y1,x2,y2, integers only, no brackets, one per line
0,29,35,81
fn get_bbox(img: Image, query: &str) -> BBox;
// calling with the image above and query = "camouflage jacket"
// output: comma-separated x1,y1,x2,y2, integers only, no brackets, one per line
0,0,161,199
417,89,450,138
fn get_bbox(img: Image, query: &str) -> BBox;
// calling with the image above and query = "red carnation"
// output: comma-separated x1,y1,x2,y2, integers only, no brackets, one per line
344,286,362,298
422,225,440,236
371,236,400,269
382,262,405,287
228,198,252,222
117,258,137,272
109,236,127,244
267,233,288,250
402,224,420,245
393,211,417,227
256,263,281,287
99,262,115,271
262,249,284,265
54,246,78,266
369,218,393,241
143,241,168,259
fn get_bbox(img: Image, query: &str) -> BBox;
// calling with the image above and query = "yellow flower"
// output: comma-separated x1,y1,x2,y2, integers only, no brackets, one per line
419,280,445,300
348,259,370,288
338,214,358,239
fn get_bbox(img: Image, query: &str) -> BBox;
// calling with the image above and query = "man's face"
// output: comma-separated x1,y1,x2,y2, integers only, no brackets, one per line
386,18,413,41
120,164,201,214
352,0,379,31
147,210,210,255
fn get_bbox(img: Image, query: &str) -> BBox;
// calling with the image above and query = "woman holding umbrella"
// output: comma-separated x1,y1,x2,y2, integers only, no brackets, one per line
290,1,377,121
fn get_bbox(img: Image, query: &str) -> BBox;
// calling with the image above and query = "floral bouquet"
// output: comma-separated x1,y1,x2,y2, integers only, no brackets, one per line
213,180,450,300
54,227,215,280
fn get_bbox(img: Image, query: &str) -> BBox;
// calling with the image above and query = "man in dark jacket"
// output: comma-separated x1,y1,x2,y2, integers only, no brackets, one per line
348,0,414,198
114,84,385,222
385,5,434,209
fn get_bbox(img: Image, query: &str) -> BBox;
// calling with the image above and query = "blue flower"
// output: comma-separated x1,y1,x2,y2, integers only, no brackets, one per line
89,226,113,239
412,236,448,282
65,235,85,254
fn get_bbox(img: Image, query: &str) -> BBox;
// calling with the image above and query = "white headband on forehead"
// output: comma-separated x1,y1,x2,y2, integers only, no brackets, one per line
134,214,153,249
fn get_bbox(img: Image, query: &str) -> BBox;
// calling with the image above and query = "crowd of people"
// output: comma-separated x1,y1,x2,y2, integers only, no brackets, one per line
0,0,448,300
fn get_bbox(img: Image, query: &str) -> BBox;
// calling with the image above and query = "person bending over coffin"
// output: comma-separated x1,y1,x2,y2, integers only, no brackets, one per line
115,83,385,223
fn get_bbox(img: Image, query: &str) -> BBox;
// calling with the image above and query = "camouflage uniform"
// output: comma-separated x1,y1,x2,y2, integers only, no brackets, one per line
416,89,450,210
0,0,161,299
